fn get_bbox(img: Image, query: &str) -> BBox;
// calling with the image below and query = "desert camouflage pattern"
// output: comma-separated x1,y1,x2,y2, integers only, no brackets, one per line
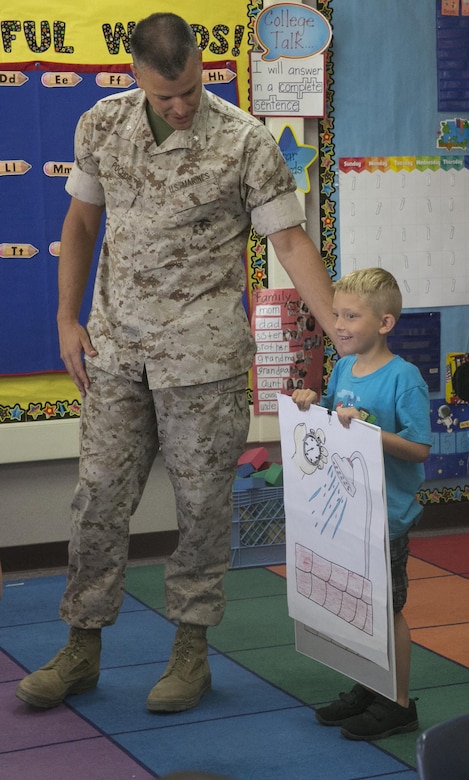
65,86,305,389
60,86,303,629
60,363,250,628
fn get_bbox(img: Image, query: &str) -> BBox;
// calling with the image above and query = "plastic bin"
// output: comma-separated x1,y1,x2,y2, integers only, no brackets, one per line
230,486,286,568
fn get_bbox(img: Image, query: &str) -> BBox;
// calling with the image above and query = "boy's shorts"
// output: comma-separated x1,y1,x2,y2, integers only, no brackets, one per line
391,532,410,613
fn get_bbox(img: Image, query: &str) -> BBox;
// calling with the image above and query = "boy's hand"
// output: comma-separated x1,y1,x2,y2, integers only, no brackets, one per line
337,406,361,428
291,388,318,411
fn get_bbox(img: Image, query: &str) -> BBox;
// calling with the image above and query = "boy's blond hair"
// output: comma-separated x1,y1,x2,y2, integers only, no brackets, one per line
333,267,402,320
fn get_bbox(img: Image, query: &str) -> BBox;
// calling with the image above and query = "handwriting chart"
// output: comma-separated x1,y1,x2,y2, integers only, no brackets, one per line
338,157,469,307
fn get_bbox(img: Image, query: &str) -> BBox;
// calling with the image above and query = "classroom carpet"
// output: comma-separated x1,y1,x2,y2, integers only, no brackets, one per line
1,532,469,779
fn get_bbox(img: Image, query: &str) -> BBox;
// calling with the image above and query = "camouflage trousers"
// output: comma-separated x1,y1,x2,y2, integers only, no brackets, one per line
59,362,250,629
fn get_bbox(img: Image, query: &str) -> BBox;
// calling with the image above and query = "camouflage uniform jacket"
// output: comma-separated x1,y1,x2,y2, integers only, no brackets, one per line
65,86,305,388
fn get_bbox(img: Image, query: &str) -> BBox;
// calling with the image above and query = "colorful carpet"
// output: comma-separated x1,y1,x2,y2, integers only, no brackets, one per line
1,533,469,778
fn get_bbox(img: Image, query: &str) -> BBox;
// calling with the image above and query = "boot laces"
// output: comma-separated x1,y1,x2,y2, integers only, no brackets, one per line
54,632,90,666
68,632,87,657
172,630,195,668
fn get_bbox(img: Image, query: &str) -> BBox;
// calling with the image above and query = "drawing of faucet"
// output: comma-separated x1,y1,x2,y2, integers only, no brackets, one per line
331,451,372,579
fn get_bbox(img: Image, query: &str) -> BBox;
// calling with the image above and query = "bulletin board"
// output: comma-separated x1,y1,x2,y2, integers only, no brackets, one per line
316,0,469,505
0,0,267,429
0,63,239,377
251,288,324,415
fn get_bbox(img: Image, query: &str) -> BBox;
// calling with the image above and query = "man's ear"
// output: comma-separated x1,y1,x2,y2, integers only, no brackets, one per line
379,313,396,335
131,63,141,86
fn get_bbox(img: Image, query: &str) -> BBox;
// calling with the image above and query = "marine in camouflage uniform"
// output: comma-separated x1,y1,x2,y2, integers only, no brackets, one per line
60,61,304,631
17,13,336,713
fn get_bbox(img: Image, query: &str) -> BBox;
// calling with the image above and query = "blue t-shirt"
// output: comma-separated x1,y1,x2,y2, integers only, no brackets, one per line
321,354,431,539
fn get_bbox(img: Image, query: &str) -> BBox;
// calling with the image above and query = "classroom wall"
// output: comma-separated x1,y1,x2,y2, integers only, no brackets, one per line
1,453,176,550
329,0,469,502
2,0,467,560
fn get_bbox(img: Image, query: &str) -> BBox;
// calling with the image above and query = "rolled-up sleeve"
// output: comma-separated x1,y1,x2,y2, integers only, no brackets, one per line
242,124,305,236
64,109,106,206
65,163,105,206
251,190,305,236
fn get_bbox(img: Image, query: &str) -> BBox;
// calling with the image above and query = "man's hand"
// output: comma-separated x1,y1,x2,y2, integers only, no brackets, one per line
56,197,104,395
58,319,97,396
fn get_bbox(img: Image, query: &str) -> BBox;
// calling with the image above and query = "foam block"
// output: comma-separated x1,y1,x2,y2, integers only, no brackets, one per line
237,446,270,470
264,463,283,487
233,476,265,491
236,462,255,478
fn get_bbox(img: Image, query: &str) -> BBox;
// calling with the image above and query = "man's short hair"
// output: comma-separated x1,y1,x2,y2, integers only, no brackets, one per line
130,13,199,79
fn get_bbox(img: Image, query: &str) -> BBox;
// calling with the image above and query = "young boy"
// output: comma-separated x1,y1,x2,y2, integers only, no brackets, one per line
292,267,431,741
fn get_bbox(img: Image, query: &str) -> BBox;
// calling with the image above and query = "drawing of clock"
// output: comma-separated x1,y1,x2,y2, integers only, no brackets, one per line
292,423,328,475
303,430,326,467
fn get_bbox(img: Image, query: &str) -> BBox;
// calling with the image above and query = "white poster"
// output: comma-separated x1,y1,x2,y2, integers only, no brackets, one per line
278,395,396,696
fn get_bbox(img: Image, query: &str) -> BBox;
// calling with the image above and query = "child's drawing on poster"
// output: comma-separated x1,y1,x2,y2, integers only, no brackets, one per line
277,395,393,674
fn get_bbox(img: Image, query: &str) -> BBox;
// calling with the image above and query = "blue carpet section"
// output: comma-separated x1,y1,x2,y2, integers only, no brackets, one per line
0,573,418,779
115,709,417,780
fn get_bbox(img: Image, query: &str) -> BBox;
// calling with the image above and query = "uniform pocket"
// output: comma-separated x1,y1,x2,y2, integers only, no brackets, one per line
99,154,144,213
159,174,222,226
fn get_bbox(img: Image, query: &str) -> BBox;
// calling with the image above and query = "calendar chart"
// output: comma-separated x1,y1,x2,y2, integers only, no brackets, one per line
338,157,469,308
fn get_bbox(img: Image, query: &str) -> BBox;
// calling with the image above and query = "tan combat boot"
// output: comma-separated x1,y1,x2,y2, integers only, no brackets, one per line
16,627,101,708
146,623,211,712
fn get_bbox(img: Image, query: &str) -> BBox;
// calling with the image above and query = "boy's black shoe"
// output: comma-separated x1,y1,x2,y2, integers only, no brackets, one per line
340,696,419,741
315,684,376,726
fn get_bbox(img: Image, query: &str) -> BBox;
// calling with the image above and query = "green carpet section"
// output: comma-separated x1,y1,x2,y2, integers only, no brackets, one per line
125,564,166,612
124,563,469,770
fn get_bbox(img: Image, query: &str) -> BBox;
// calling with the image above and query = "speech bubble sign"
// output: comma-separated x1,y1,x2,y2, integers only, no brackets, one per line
255,3,332,62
